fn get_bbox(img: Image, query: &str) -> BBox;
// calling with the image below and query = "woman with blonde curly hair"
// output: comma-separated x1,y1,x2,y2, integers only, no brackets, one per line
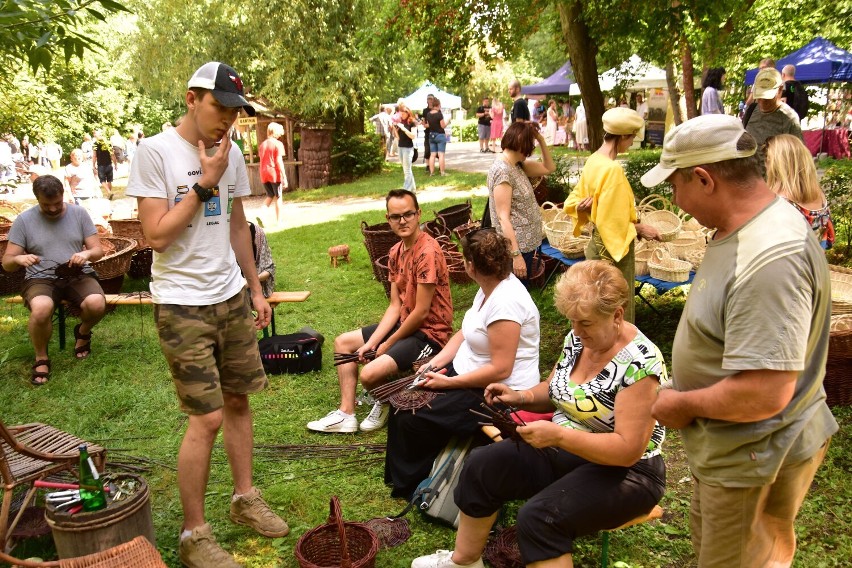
764,134,834,248
413,260,668,568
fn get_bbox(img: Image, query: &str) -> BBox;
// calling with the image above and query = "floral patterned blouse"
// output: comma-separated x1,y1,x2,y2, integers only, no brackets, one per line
549,329,670,460
487,159,543,253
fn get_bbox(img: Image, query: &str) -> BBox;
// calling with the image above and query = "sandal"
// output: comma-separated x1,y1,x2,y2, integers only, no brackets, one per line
31,359,50,386
73,323,93,359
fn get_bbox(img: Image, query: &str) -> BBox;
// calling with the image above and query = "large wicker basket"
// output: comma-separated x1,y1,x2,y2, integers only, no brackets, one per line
295,496,379,568
373,255,391,298
434,201,472,231
92,236,137,281
826,315,852,407
829,264,852,315
648,248,691,283
108,219,147,250
362,220,400,286
0,236,25,295
422,219,451,239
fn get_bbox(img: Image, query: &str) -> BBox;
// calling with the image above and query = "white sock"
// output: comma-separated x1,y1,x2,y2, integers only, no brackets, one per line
232,492,244,502
180,529,192,540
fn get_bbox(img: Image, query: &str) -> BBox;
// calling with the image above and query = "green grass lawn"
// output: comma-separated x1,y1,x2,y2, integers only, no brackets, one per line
1,182,850,567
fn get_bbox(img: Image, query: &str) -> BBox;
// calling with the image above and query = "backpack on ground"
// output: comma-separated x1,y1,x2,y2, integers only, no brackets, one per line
393,435,475,528
258,330,322,375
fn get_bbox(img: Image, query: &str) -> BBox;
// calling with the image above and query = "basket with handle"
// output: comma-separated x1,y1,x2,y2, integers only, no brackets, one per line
295,496,379,568
556,235,589,259
648,248,691,283
635,247,653,277
540,201,565,233
422,219,451,239
91,236,137,280
434,200,472,231
666,231,705,260
452,220,481,241
830,264,852,316
683,248,706,271
543,216,575,251
641,209,681,242
636,193,676,215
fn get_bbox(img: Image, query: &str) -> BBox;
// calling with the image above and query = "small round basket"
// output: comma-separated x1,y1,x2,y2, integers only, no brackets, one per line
642,210,682,242
543,217,575,251
91,236,137,281
295,496,379,568
666,232,705,260
830,264,852,316
434,201,472,231
648,248,691,283
556,236,589,260
635,247,653,277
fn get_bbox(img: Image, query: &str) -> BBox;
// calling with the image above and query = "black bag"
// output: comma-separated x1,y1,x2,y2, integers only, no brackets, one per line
258,332,322,375
412,147,419,163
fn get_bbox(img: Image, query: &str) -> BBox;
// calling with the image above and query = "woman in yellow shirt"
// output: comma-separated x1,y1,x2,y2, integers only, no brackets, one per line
563,107,660,322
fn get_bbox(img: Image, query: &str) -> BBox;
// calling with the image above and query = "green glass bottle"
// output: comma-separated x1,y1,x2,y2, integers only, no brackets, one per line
78,444,107,511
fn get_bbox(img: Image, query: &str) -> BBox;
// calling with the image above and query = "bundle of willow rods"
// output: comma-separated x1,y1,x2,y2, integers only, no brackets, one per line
254,443,385,460
470,399,526,443
369,373,417,402
333,350,377,366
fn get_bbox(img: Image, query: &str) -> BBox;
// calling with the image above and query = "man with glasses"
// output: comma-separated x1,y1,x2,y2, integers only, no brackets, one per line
308,189,453,434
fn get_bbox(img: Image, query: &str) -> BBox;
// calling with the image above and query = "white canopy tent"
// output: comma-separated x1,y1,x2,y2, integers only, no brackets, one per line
568,55,668,95
400,81,463,111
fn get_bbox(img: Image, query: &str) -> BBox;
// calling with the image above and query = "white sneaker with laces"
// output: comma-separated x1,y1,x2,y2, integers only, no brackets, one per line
411,550,484,568
307,410,358,433
359,401,390,432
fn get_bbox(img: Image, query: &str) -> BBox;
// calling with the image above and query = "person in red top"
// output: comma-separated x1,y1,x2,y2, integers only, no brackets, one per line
258,122,286,223
307,189,454,434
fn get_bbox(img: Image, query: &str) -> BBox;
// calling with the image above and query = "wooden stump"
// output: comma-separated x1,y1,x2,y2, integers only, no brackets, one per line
328,244,351,268
299,125,335,189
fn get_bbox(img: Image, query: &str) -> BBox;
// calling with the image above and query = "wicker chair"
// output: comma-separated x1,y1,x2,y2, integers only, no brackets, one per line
0,535,166,567
0,421,106,553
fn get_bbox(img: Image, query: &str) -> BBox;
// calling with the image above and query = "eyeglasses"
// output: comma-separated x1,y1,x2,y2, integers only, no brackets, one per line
387,210,418,223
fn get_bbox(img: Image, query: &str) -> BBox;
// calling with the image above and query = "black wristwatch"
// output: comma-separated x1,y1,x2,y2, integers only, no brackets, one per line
192,183,215,202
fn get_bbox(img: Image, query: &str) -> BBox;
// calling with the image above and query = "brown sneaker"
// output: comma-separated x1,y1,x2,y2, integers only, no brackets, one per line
179,523,243,568
229,487,290,537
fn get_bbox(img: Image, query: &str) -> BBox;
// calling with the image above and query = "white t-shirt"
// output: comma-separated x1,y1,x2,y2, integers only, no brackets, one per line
125,128,250,305
452,274,540,390
64,163,99,198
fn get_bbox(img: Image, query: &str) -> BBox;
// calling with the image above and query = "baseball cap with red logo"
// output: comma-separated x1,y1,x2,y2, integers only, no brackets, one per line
187,62,256,116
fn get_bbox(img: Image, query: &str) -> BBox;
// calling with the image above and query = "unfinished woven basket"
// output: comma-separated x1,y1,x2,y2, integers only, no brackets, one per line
0,237,25,295
648,248,691,283
829,264,852,315
556,236,589,259
92,236,137,280
642,209,681,242
295,497,379,568
422,219,451,239
483,526,523,568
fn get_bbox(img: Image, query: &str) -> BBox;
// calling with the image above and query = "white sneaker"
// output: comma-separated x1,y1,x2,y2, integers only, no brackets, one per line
411,550,484,568
359,401,390,432
307,410,357,433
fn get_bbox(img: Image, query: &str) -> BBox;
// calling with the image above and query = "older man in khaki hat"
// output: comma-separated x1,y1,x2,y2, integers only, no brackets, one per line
643,114,837,568
744,68,802,168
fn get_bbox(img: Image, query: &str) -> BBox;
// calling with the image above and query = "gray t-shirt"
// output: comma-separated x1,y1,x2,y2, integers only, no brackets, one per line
671,198,838,487
8,203,98,279
746,103,802,166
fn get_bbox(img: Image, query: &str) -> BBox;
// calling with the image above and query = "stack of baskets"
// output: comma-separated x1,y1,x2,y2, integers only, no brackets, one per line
295,496,379,568
541,202,588,259
635,194,712,279
827,265,852,407
109,218,153,279
92,236,137,294
637,194,682,243
434,200,472,232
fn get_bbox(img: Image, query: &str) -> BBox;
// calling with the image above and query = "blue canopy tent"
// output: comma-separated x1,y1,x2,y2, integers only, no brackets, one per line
521,61,574,95
744,37,852,84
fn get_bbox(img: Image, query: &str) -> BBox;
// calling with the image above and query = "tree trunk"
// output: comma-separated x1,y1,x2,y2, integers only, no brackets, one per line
298,126,335,189
665,61,683,125
680,37,698,119
556,0,604,149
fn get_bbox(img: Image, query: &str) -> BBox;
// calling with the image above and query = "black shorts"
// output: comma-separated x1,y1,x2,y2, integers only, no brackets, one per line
361,323,439,372
96,164,113,183
262,181,280,199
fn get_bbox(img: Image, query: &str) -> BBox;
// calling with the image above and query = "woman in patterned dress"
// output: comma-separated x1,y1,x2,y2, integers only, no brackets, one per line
413,261,668,568
487,121,555,285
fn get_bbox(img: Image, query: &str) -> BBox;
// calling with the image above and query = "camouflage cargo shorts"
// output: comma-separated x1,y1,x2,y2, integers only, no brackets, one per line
154,289,268,415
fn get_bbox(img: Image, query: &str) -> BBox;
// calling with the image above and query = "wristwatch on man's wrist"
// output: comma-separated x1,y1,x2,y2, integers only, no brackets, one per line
192,183,215,202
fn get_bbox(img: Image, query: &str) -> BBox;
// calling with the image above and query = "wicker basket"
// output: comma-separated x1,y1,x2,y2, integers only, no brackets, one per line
543,217,575,251
0,223,10,236
636,193,676,214
556,236,589,259
453,220,481,241
830,265,852,315
295,496,379,568
684,248,706,271
826,315,852,407
528,254,547,288
648,248,691,283
0,236,25,295
540,201,566,233
108,219,147,250
666,232,705,260
362,220,401,286
635,247,653,277
422,219,451,239
435,235,459,253
92,237,136,281
642,210,681,242
681,214,703,232
447,259,474,285
435,201,472,230
373,255,391,297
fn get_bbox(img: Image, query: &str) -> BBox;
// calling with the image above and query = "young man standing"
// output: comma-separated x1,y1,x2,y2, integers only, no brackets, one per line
745,68,802,170
127,62,288,568
509,80,530,124
307,189,453,434
2,175,105,385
